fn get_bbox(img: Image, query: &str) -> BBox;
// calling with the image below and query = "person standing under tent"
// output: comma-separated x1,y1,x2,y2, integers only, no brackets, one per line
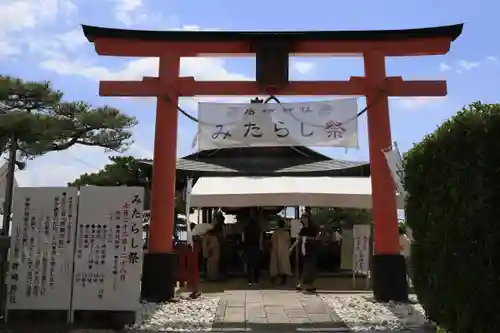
289,207,319,292
203,228,220,281
242,209,263,286
213,209,227,280
399,224,412,281
269,218,292,285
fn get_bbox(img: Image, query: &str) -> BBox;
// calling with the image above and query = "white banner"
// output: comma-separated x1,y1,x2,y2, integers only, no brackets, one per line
353,224,371,275
382,142,406,196
71,187,144,313
6,187,78,312
197,99,359,150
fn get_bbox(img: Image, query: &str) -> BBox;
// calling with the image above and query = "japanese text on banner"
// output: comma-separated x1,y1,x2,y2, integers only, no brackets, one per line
197,99,359,150
353,224,371,275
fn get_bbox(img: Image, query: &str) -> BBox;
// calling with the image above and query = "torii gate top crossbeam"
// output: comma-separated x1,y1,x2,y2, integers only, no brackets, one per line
82,24,463,57
82,24,463,43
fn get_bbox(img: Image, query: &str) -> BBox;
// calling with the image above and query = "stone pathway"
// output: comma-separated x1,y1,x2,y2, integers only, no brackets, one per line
212,290,435,333
213,290,350,332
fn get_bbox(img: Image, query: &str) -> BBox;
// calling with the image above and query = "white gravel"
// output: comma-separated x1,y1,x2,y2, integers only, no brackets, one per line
127,296,220,332
320,294,433,332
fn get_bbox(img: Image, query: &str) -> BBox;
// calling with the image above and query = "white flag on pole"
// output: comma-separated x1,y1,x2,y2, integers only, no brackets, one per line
382,142,406,196
185,178,194,247
382,143,413,242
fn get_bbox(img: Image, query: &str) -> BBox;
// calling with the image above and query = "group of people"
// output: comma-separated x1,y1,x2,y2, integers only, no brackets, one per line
198,206,320,292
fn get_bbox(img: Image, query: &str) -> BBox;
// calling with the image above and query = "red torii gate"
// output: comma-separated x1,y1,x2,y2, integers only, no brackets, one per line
82,24,463,302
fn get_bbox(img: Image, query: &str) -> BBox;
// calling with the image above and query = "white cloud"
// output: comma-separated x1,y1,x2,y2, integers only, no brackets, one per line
392,97,446,110
439,62,452,71
457,60,480,71
14,146,106,187
39,54,257,120
14,141,154,187
293,61,315,74
0,0,76,32
40,53,258,121
0,0,77,58
22,28,88,61
41,55,251,82
487,56,498,61
0,40,20,58
112,0,147,26
55,28,88,51
178,25,220,31
439,60,482,73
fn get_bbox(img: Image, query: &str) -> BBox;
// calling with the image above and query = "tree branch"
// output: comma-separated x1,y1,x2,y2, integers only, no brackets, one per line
1,76,138,158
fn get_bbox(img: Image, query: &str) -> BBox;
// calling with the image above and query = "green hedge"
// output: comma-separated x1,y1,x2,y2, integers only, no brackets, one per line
404,102,500,333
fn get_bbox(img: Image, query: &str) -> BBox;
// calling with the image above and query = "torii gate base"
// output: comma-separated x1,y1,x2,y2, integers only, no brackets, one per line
82,24,463,302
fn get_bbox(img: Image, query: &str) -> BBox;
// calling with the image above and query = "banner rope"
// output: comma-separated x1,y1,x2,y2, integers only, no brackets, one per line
165,80,387,129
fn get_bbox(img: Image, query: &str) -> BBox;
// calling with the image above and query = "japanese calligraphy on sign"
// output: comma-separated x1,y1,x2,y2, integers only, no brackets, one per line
71,187,144,312
6,187,78,312
352,224,371,275
197,99,359,150
382,142,407,197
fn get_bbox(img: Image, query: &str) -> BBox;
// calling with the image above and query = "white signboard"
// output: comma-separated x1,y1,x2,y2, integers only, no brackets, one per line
382,142,406,196
6,187,78,311
71,187,144,312
352,224,371,275
197,99,359,150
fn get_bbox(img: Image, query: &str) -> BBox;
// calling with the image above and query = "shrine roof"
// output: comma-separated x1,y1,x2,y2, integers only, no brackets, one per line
82,24,463,43
182,146,331,160
138,156,370,177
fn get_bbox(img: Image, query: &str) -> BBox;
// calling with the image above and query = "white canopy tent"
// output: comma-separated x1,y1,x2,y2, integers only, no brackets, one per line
190,176,405,209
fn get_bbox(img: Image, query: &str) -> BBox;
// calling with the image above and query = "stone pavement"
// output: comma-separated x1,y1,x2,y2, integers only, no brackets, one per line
211,290,435,333
213,289,345,332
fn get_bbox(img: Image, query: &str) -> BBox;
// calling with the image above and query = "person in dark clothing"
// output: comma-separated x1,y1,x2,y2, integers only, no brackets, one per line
289,207,319,292
190,222,206,277
242,210,263,286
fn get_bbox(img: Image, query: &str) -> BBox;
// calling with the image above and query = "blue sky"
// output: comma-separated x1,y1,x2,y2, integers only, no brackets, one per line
0,0,497,186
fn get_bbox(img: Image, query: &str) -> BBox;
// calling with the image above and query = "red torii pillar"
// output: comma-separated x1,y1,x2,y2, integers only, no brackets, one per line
82,24,463,302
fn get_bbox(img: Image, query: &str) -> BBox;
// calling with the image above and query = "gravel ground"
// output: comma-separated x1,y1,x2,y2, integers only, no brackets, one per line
319,294,433,332
127,296,220,332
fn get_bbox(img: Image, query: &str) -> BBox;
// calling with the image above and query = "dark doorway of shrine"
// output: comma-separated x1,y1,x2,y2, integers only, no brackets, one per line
82,23,463,302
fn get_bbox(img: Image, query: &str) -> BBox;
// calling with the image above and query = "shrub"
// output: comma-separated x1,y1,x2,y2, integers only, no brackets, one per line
404,102,500,333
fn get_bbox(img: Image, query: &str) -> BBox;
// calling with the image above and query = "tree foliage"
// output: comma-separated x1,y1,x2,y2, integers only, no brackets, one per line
404,102,500,333
68,157,189,214
0,75,138,158
68,156,151,208
68,156,150,187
